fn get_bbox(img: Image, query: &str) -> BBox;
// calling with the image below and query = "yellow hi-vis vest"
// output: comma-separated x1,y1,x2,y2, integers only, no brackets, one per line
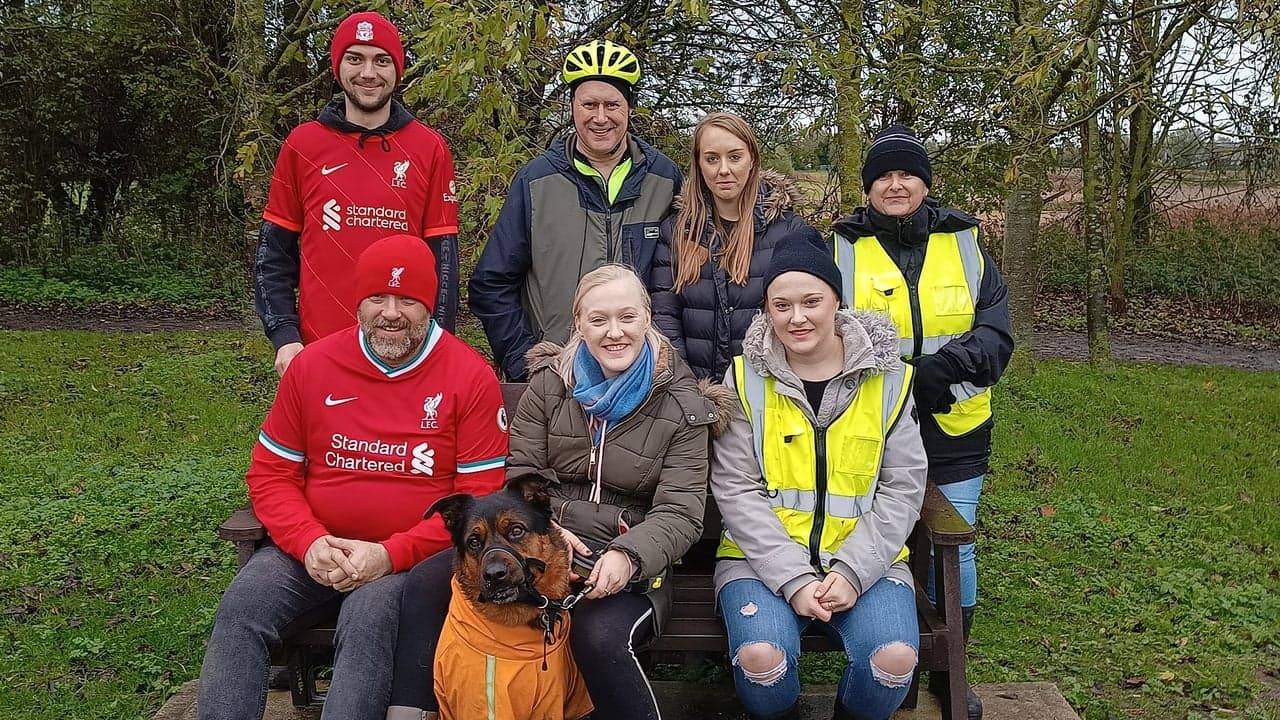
717,357,914,570
833,227,991,437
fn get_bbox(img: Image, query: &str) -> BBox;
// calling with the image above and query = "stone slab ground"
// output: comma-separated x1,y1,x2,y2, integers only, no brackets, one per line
157,680,1080,720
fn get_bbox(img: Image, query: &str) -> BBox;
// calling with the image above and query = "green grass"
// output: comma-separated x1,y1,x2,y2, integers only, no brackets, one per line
1,331,1278,719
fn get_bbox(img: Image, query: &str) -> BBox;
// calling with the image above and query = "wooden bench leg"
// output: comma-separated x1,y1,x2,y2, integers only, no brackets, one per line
933,544,969,720
288,646,323,707
901,670,920,709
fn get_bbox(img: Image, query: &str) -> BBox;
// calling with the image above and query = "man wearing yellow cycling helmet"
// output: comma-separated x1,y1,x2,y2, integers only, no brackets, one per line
469,39,682,381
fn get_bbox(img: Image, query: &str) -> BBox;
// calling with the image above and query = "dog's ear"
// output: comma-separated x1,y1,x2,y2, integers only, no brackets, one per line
425,493,473,534
505,472,551,510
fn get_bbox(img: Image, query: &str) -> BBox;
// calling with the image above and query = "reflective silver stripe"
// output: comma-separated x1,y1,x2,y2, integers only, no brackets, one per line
899,337,914,358
881,364,907,429
740,361,768,476
954,227,982,308
918,334,988,401
768,488,816,512
920,335,955,355
834,233,855,307
827,492,872,518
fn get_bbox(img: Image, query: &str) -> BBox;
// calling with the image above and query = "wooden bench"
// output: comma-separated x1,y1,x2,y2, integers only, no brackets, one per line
218,383,975,719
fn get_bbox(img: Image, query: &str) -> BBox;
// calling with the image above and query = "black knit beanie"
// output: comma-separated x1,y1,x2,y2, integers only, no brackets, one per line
861,124,932,192
764,226,843,303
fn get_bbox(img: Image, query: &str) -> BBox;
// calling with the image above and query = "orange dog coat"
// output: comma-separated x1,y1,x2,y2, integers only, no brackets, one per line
434,577,593,720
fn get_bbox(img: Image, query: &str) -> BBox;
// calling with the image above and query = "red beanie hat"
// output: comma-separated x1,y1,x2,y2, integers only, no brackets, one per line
330,11,405,83
354,235,438,311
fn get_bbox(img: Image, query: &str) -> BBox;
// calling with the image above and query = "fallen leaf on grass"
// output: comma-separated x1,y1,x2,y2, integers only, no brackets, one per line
1039,505,1057,517
1159,671,1177,681
1122,675,1147,688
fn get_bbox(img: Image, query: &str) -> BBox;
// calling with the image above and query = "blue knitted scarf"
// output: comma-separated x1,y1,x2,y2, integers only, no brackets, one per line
572,340,654,441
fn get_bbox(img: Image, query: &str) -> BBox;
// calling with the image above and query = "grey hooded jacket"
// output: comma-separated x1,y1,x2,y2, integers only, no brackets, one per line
711,310,928,602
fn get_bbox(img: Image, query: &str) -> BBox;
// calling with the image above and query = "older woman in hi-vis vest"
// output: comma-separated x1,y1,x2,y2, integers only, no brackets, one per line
831,125,1014,720
711,227,928,720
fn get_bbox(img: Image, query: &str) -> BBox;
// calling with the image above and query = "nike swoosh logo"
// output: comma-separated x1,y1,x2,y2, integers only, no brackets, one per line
324,394,358,406
321,163,349,175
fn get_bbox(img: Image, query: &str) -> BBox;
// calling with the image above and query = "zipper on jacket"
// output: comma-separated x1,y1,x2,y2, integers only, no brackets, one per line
606,212,615,263
896,217,926,358
809,427,829,568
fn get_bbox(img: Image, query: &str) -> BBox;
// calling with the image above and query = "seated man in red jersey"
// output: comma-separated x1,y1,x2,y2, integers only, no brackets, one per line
197,235,508,720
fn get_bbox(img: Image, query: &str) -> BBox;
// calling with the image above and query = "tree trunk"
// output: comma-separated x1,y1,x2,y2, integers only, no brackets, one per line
833,0,866,211
1081,44,1110,363
231,0,269,287
1002,150,1045,370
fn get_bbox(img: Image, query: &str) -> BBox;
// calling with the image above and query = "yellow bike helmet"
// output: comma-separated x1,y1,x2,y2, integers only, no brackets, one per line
561,40,641,88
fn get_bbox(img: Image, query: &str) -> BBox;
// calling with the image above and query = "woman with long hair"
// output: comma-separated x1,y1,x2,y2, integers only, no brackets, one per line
649,112,811,380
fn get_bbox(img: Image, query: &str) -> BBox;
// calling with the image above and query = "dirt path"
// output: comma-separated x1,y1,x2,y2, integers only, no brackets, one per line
1033,330,1280,371
2,303,1277,372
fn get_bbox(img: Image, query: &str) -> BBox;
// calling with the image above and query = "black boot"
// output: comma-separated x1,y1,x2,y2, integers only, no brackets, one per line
832,701,856,720
929,608,983,720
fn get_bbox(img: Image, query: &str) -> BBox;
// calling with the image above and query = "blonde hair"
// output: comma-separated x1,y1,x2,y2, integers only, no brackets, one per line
671,112,762,292
555,264,664,386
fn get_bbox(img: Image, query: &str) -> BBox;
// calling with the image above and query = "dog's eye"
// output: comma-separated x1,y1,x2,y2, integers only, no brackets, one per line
507,526,525,540
466,535,482,550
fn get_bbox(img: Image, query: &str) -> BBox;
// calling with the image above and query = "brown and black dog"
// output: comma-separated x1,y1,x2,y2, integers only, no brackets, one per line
426,476,594,720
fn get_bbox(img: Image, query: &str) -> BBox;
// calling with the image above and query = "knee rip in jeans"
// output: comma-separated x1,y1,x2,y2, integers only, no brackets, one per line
869,642,917,688
733,642,788,686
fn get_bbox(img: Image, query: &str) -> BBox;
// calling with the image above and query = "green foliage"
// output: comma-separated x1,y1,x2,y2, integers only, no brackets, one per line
403,0,560,249
1037,218,1280,305
0,331,275,718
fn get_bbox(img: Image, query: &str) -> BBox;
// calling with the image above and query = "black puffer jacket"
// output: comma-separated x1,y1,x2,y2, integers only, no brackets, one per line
649,170,809,380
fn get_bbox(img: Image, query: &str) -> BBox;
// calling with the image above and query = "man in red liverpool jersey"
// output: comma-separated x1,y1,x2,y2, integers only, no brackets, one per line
199,235,507,720
255,10,461,377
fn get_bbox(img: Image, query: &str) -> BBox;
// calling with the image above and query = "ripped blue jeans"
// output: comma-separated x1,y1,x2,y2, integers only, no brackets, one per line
718,575,918,720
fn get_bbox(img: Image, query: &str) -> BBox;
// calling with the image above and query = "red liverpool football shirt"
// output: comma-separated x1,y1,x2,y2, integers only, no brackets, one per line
247,323,507,572
263,121,459,343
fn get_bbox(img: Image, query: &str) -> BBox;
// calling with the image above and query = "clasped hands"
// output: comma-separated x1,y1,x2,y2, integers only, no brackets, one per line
554,523,634,601
304,535,392,593
790,573,859,622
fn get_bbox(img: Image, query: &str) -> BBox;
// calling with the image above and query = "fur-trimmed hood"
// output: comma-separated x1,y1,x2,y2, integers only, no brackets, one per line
524,338,738,436
671,168,803,231
740,309,901,391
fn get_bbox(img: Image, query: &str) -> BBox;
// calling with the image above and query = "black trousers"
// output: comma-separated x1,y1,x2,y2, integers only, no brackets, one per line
389,550,662,719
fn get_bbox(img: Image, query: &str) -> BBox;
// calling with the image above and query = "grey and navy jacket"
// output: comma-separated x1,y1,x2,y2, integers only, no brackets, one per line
832,200,1013,483
649,170,809,381
468,133,681,381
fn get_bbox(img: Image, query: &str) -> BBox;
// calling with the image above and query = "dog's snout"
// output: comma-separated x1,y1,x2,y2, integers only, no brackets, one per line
483,562,509,584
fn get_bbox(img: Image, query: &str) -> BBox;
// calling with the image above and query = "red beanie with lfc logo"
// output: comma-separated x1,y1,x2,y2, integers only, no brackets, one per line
353,235,438,311
330,11,405,83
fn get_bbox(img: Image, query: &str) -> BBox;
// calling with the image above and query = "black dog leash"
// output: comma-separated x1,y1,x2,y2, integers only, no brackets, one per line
480,545,595,671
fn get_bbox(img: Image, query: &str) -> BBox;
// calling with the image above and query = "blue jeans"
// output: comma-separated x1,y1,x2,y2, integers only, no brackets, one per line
718,576,919,720
926,475,982,609
197,545,406,720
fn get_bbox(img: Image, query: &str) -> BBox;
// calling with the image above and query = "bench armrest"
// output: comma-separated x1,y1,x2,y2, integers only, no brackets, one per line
218,505,266,569
918,481,975,546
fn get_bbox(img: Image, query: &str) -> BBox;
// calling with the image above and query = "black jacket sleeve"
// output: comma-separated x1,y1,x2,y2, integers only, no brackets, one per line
931,243,1014,387
254,220,303,349
648,218,689,362
467,171,537,381
426,233,458,332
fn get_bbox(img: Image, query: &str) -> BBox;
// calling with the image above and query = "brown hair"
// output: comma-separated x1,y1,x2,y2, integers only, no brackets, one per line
671,112,761,292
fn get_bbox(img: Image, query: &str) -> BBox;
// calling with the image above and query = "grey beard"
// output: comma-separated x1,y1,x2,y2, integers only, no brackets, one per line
364,322,428,365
